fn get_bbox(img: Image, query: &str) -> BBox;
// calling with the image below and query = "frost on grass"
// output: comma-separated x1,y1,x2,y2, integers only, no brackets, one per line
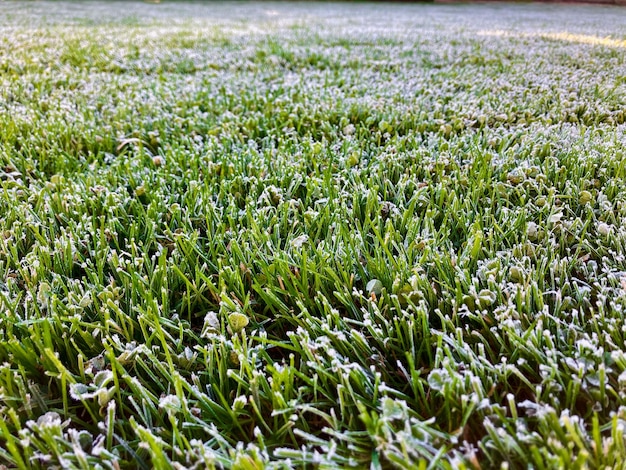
1,1,626,469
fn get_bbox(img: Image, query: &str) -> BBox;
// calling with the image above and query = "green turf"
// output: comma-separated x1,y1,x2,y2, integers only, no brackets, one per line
1,1,626,468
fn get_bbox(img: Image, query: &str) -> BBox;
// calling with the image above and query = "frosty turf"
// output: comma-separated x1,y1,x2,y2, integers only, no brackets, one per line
1,1,626,468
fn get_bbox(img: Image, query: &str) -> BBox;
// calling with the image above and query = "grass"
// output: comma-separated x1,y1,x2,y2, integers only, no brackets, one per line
1,1,626,468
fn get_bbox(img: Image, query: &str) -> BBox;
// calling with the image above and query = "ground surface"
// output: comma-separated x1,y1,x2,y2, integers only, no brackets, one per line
1,1,626,468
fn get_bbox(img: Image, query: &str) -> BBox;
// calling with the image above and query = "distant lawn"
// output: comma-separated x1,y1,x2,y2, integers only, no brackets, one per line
1,1,626,468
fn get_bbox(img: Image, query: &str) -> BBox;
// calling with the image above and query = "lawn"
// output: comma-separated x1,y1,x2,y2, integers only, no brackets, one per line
1,1,626,468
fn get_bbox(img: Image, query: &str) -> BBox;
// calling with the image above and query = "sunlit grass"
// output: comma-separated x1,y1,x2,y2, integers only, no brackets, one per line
479,30,626,49
1,1,626,468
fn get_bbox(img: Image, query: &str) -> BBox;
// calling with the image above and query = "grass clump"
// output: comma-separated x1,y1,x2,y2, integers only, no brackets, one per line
1,1,626,468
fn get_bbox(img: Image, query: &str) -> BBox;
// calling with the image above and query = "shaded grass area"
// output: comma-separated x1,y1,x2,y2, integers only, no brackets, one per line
1,1,626,468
